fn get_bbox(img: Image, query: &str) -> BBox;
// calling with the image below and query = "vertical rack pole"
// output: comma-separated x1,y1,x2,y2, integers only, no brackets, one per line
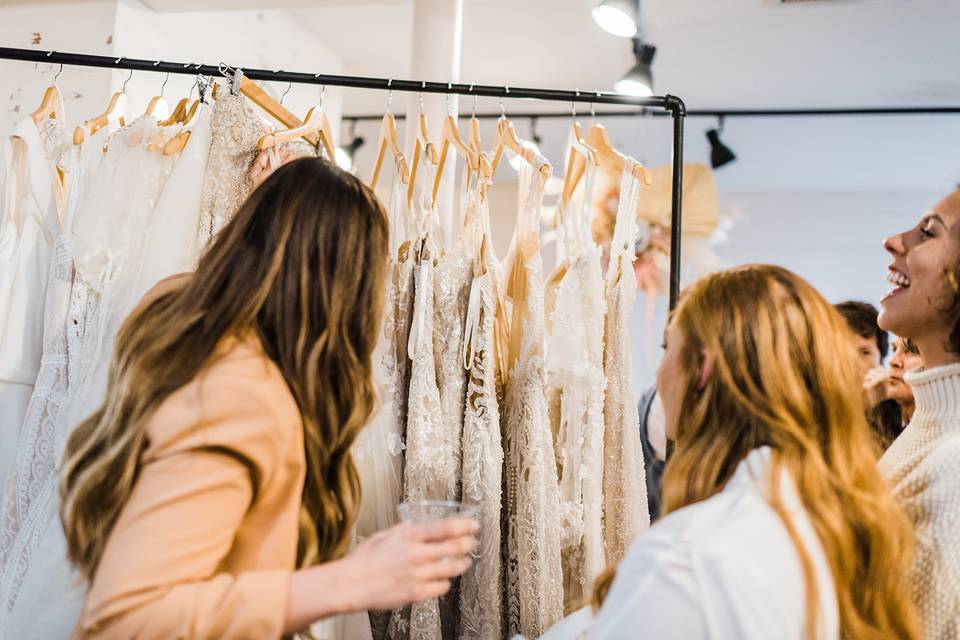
667,96,686,311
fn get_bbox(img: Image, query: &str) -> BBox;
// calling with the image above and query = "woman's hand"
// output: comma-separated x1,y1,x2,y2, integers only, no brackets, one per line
283,517,478,633
248,147,295,190
864,365,891,407
342,518,479,611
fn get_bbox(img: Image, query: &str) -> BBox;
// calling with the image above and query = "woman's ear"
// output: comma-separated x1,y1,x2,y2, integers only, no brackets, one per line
697,349,714,391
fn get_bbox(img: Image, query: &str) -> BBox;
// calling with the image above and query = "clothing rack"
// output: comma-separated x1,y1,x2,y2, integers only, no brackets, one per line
346,106,960,121
0,46,688,308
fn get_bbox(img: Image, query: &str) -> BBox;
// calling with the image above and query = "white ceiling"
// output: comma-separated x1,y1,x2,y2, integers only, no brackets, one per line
113,0,960,190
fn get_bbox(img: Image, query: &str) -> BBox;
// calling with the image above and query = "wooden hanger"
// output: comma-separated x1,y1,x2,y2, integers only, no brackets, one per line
73,90,127,145
431,114,478,207
240,76,320,149
560,120,599,206
370,111,410,189
586,123,653,186
257,104,335,160
406,108,440,208
160,100,207,156
489,116,552,182
158,97,189,126
31,85,61,124
144,71,171,118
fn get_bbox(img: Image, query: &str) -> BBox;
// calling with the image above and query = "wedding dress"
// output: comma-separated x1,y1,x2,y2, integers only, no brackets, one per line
197,90,317,248
355,159,411,542
601,158,650,566
356,161,411,640
544,162,607,611
458,175,505,640
0,122,110,630
0,115,68,483
0,117,178,640
197,91,270,246
501,159,564,638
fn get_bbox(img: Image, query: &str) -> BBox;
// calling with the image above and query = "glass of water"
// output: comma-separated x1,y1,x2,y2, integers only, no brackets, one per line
397,500,477,524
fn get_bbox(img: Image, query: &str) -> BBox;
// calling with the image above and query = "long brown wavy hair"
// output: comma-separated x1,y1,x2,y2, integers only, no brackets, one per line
60,157,389,581
594,265,919,639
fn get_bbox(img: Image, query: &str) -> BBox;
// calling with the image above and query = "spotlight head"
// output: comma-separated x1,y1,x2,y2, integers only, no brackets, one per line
615,41,656,96
593,0,640,38
334,135,365,171
706,129,736,169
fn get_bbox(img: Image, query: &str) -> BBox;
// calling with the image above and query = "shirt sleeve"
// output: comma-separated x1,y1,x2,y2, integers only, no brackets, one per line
75,369,293,640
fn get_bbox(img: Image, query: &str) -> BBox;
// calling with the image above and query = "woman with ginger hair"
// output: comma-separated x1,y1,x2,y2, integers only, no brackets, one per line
542,264,918,639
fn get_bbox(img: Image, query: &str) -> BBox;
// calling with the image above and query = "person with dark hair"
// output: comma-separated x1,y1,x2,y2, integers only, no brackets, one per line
636,388,669,523
834,300,889,375
879,187,960,638
833,300,904,447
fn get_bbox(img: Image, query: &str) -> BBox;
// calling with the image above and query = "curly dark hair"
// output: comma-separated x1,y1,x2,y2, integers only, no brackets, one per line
835,300,889,360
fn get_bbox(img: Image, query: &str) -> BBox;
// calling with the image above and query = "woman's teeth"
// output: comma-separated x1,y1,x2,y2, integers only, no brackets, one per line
886,271,911,288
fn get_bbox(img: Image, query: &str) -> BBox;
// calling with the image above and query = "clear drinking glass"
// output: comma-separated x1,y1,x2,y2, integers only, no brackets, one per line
397,499,477,524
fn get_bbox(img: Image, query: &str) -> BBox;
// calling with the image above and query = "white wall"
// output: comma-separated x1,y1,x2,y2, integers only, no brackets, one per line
0,1,118,136
0,1,344,143
112,0,344,135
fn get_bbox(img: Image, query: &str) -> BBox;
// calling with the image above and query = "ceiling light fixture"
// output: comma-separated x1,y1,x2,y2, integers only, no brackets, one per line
335,120,365,172
615,38,656,97
592,0,640,38
706,116,736,169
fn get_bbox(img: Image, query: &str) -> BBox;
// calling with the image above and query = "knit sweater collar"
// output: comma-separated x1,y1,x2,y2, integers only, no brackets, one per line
904,362,960,424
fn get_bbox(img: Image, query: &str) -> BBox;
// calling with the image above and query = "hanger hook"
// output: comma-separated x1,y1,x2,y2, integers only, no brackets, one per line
280,81,292,105
419,81,426,111
717,115,726,133
572,88,580,120
158,67,170,97
446,82,453,114
469,83,477,118
122,68,133,93
53,63,63,84
386,78,393,109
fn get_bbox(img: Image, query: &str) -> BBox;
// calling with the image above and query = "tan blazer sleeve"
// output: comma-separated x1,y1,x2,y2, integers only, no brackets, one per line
75,358,294,640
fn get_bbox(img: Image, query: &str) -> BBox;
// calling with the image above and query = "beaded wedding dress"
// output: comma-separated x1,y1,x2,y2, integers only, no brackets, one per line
601,158,650,565
544,162,607,611
501,159,564,638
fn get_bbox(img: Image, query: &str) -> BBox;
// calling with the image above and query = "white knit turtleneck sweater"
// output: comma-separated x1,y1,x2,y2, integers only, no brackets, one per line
879,363,960,639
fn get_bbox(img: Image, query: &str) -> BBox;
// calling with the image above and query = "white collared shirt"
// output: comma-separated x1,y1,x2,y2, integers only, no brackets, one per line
541,447,839,640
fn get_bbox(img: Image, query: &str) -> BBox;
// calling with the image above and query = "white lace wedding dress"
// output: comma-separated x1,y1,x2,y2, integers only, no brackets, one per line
601,158,650,566
458,175,505,640
544,162,607,611
501,159,564,638
0,114,69,485
0,115,203,640
0,121,110,640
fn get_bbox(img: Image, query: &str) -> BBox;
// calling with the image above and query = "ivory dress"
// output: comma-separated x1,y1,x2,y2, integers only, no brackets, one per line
601,159,650,566
458,175,505,640
501,159,564,638
544,162,607,610
0,115,68,483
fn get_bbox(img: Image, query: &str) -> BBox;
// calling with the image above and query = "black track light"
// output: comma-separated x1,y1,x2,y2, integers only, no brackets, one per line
706,117,736,169
592,0,640,38
615,38,656,97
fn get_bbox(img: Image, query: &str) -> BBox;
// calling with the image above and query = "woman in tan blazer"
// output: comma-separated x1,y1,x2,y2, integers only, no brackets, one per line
59,157,478,639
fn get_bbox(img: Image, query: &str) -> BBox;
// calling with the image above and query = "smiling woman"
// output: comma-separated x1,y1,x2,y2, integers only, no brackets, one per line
877,187,960,639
